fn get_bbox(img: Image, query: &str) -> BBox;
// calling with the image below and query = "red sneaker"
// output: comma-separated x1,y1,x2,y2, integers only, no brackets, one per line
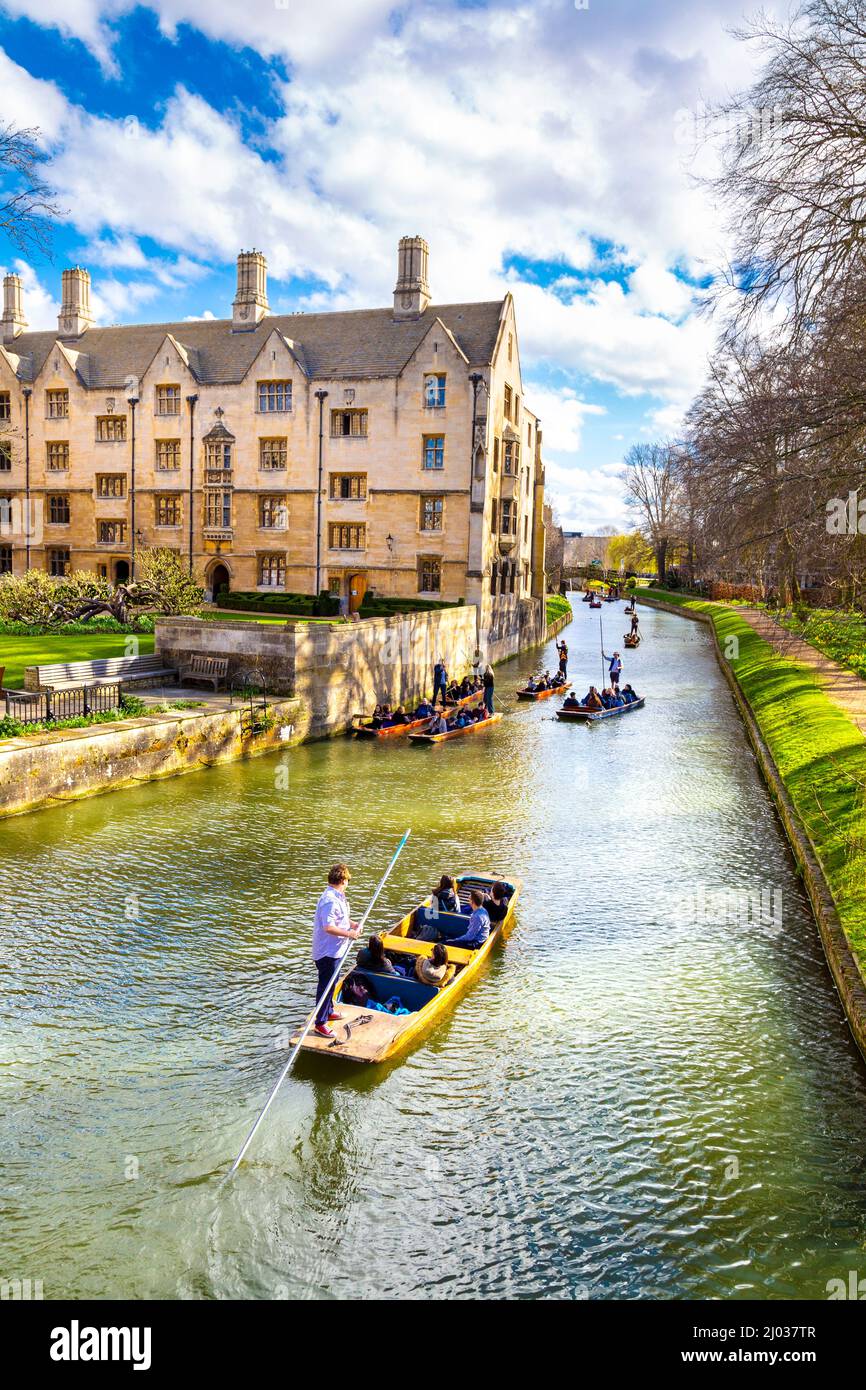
328,1011,345,1022
314,1024,335,1039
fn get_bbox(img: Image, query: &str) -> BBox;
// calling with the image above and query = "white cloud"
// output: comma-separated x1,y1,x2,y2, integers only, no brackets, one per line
524,384,605,454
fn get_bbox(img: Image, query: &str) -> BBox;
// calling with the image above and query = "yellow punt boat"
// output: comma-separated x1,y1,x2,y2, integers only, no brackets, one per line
516,681,570,701
292,873,520,1064
350,689,481,739
408,710,502,744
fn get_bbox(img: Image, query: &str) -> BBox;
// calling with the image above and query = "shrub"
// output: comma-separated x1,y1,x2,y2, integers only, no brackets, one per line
216,589,340,617
135,547,204,616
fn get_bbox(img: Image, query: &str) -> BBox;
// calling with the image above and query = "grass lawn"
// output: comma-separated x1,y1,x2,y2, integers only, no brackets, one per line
546,594,572,624
0,632,156,690
641,587,866,972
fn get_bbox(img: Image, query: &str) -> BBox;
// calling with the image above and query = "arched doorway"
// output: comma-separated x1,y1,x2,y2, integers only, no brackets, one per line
114,559,130,584
210,563,230,603
348,572,367,613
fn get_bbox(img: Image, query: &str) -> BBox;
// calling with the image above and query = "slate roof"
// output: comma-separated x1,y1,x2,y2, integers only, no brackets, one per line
4,300,505,388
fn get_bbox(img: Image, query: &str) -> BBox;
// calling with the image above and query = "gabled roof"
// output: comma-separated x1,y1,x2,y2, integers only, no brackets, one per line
6,300,505,388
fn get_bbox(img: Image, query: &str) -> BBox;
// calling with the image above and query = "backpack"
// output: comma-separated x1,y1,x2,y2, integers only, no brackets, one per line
342,973,369,1007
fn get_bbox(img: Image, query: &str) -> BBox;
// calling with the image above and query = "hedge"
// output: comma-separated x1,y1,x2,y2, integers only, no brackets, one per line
216,589,340,617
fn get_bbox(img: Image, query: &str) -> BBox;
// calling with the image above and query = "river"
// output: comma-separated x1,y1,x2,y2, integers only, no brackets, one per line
3,596,866,1300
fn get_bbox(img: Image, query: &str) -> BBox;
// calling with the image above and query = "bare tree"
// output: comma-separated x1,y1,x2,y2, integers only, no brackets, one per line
622,443,683,583
0,123,60,255
710,0,866,337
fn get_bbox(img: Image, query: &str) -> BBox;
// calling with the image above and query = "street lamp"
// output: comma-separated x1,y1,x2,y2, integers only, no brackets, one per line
128,394,139,579
314,388,328,596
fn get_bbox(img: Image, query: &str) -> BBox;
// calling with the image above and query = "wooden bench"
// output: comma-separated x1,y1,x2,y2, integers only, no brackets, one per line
177,654,229,691
25,654,179,692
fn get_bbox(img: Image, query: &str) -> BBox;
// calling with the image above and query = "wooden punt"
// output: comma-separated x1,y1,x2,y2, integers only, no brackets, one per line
556,696,646,722
408,710,502,744
589,601,602,609
292,874,521,1064
351,689,481,738
623,633,641,648
516,681,571,701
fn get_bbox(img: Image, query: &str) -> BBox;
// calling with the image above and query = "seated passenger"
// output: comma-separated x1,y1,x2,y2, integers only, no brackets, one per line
582,687,603,710
611,691,625,708
414,698,434,719
563,692,580,709
484,881,512,924
447,889,491,951
430,713,449,735
392,705,410,724
459,675,473,697
356,933,397,974
367,704,384,728
415,942,452,987
621,684,638,704
432,875,460,914
600,688,614,709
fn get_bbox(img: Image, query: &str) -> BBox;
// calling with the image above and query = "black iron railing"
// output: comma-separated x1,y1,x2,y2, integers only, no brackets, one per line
4,682,123,725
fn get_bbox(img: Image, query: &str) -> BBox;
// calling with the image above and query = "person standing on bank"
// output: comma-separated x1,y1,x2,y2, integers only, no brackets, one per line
312,863,361,1040
482,663,495,715
556,640,568,678
433,657,448,708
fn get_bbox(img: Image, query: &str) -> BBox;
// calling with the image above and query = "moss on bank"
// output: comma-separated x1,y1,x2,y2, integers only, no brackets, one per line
639,588,866,976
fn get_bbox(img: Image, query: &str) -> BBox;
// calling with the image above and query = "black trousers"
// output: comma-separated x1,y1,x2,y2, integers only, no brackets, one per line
314,955,341,1025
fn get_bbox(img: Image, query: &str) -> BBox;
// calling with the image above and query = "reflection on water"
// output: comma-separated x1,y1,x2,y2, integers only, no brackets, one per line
2,598,866,1300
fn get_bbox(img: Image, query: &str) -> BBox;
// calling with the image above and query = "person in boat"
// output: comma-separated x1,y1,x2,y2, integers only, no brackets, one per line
391,705,410,725
432,875,461,914
556,640,568,677
482,663,495,715
611,689,625,708
366,704,385,729
356,932,397,975
414,697,434,719
562,691,581,710
629,613,640,635
621,684,638,704
447,889,491,951
433,658,448,708
415,941,452,988
599,688,614,709
430,712,449,735
312,862,361,1040
603,651,623,688
580,686,603,710
484,881,512,924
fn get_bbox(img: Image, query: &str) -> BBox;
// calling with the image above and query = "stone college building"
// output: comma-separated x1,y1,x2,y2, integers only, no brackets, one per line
0,236,547,649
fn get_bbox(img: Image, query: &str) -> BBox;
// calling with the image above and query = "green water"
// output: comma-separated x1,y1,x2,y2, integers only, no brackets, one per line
3,599,866,1300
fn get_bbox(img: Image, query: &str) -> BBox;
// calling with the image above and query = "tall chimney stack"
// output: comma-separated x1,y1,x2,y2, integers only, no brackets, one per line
232,250,269,330
58,267,94,337
1,273,27,341
393,235,431,319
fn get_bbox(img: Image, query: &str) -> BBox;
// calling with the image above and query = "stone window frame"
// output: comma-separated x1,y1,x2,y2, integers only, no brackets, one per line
205,490,232,529
329,472,367,500
96,474,127,499
155,384,181,416
46,441,70,471
500,498,517,535
0,545,11,574
418,554,442,595
47,493,71,525
420,493,444,532
424,373,447,409
48,547,71,576
503,384,513,423
0,391,10,421
422,434,445,471
205,439,232,470
0,440,11,471
96,415,127,443
258,551,287,587
503,440,520,475
258,494,288,530
330,408,368,439
46,389,69,419
155,494,182,528
97,519,127,545
259,437,288,471
155,439,182,471
257,380,292,413
328,522,366,551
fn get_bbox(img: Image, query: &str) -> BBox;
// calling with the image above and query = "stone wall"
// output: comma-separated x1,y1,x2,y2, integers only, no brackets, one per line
0,696,305,820
156,605,480,736
483,595,546,665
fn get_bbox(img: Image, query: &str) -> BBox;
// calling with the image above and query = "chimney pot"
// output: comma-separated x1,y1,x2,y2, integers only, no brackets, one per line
232,250,269,331
1,273,27,341
393,235,431,320
58,266,93,337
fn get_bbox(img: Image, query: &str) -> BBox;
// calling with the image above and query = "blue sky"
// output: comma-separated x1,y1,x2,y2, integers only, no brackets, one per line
0,0,789,530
